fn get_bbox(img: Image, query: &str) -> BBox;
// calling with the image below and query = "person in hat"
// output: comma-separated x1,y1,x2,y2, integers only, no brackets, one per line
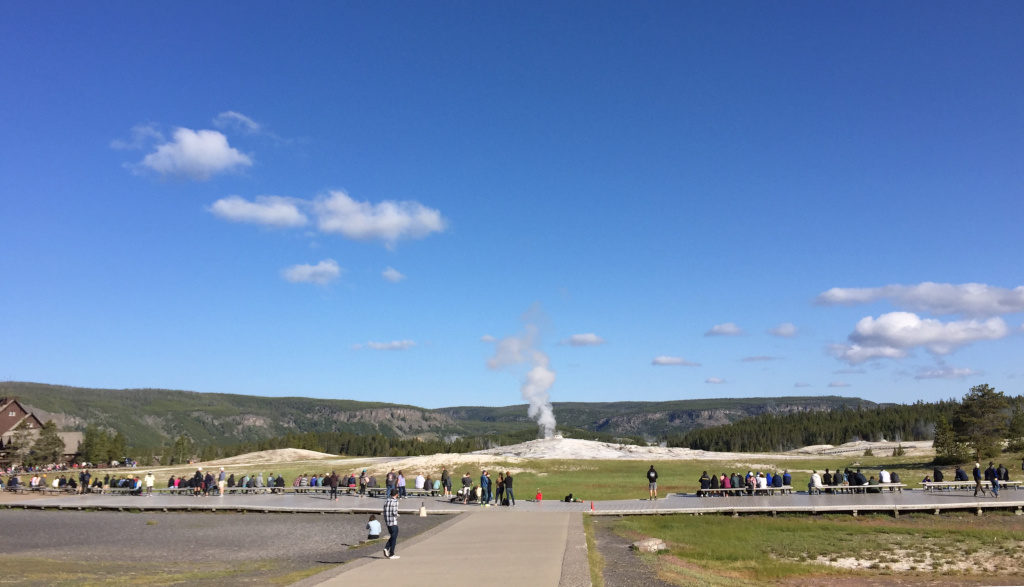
972,462,987,497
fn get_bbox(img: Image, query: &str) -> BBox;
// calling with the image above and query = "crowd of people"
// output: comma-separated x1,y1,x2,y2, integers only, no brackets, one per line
697,469,793,496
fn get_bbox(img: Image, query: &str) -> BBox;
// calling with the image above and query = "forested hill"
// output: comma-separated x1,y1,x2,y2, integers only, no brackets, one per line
439,396,872,436
667,401,958,452
3,381,871,451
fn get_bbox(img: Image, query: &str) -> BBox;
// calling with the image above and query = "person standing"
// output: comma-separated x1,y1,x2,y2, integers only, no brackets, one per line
647,465,658,500
495,472,505,505
504,471,515,506
441,468,451,498
382,489,400,559
329,470,339,501
972,462,987,497
480,470,491,505
217,468,227,496
143,472,155,495
397,471,407,499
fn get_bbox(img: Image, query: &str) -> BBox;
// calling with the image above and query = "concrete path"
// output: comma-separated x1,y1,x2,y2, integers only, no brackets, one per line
303,509,589,587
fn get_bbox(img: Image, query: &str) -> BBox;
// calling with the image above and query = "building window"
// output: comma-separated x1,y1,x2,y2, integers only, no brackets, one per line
7,411,14,417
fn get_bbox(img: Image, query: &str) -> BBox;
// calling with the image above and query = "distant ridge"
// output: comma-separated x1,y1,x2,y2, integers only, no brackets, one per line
0,381,873,450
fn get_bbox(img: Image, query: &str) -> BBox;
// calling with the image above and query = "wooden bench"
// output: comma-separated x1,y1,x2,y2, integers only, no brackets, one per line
810,483,907,494
922,480,1020,492
698,485,794,497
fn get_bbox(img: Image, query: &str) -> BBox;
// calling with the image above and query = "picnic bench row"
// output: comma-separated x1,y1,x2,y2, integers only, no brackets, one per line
696,483,911,497
921,480,1021,492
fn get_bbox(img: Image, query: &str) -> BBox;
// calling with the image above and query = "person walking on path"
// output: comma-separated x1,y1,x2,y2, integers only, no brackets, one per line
382,489,400,559
973,462,987,497
647,465,658,500
985,462,1000,498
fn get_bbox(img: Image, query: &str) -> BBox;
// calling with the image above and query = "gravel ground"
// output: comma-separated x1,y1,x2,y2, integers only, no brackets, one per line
0,509,449,584
589,516,673,587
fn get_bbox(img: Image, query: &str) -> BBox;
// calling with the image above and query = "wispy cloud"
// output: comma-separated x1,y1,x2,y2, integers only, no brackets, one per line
110,123,164,150
833,368,866,375
828,381,851,388
563,333,606,347
480,334,496,343
353,340,416,351
705,322,742,336
382,267,406,283
281,259,341,284
209,195,307,227
138,127,251,180
213,111,262,134
768,322,798,337
915,366,979,380
816,282,1024,317
705,377,726,384
314,190,446,247
794,382,812,388
651,356,700,367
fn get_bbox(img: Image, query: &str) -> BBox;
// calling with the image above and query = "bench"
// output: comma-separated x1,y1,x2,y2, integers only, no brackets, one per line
698,486,794,497
922,480,1020,492
810,483,907,494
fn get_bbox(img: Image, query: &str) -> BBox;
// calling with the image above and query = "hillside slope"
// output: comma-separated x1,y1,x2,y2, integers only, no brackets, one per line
1,381,873,450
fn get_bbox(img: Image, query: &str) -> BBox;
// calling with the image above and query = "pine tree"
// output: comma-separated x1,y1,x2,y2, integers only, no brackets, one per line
1007,402,1024,452
30,420,66,465
953,384,1009,460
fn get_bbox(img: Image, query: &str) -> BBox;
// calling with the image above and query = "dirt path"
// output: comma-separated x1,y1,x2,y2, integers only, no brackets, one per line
589,516,673,587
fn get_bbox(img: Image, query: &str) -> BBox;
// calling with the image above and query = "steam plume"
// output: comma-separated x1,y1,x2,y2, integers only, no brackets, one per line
487,321,557,438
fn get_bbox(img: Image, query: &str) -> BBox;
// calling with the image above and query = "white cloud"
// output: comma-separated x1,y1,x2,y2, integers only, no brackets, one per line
829,343,907,364
794,382,812,388
834,368,867,374
849,312,1008,354
705,322,743,336
281,259,341,284
382,266,406,283
480,334,496,343
355,340,416,351
816,282,1024,317
651,356,700,367
314,190,445,246
768,322,798,337
140,128,252,180
213,111,262,134
915,366,979,380
828,381,851,388
741,356,777,362
705,377,726,384
209,195,307,227
111,123,164,150
563,333,606,347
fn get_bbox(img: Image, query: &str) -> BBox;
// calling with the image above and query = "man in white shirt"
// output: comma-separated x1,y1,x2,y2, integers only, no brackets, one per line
809,471,823,495
415,473,425,490
879,469,891,484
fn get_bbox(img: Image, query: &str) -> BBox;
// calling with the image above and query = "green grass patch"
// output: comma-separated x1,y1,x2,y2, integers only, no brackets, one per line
583,514,605,587
90,454,939,501
610,511,1024,583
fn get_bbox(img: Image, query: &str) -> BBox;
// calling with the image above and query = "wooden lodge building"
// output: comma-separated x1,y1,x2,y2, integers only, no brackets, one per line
1,397,81,468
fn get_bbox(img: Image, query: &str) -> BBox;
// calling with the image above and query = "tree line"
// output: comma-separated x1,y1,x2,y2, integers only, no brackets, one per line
666,384,1024,461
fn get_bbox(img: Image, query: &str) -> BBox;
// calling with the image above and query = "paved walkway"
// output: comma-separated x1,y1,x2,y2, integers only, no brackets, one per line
301,509,587,587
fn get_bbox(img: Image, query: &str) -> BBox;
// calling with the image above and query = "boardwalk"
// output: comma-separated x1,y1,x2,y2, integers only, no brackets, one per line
5,487,1022,517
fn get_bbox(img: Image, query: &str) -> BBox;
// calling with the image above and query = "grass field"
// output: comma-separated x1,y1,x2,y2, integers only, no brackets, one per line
608,511,1024,584
80,453,978,501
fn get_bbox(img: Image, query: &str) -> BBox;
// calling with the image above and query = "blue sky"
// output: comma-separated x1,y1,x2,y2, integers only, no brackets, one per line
2,2,1022,409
